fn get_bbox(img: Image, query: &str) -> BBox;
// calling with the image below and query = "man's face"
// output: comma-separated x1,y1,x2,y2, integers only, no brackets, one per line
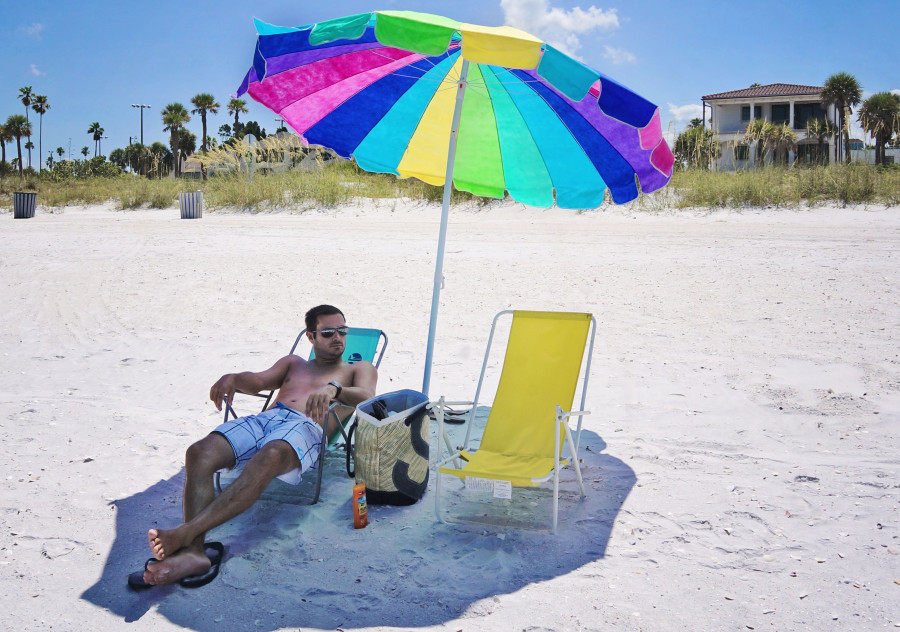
310,313,346,361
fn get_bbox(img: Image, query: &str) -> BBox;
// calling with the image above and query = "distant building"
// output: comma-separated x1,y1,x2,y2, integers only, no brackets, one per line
701,83,837,170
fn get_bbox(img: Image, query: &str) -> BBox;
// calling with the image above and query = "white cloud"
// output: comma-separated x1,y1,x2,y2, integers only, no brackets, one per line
892,89,900,96
668,103,703,124
501,0,619,59
30,64,45,77
602,45,635,64
18,23,43,40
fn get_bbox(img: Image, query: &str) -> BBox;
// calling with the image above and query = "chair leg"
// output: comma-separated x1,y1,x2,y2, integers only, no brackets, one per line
434,463,445,524
552,464,560,534
309,422,328,505
562,421,586,497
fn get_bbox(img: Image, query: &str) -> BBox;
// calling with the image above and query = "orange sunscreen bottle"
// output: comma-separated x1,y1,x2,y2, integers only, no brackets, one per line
353,483,368,529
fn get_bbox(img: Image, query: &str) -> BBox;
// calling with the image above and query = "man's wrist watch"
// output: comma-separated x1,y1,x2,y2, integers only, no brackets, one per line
328,381,342,401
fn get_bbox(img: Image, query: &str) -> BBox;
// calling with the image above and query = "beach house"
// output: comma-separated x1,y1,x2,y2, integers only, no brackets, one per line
701,83,837,170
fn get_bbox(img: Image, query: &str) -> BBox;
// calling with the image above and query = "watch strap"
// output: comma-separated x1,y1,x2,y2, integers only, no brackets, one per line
328,380,342,401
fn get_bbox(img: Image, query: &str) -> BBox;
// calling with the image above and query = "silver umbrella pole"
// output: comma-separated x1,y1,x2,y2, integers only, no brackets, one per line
422,59,470,396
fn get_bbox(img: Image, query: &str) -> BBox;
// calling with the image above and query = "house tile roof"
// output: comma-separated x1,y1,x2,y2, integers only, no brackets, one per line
702,83,824,101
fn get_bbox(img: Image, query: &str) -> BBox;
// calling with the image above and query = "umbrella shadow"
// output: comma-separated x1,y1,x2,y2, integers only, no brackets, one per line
81,418,634,629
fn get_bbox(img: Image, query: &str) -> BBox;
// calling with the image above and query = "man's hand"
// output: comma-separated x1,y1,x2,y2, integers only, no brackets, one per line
210,374,237,412
305,384,338,424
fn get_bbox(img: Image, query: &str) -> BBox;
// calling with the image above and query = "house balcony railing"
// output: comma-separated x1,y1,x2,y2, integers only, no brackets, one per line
711,122,816,137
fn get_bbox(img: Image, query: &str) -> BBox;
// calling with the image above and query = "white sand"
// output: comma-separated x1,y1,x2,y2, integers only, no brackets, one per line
1,199,898,631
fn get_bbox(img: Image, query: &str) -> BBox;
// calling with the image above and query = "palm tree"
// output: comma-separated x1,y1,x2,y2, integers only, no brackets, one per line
148,141,173,177
87,122,104,157
6,114,32,176
805,118,836,165
81,146,90,159
227,98,248,133
821,72,862,164
56,146,65,159
191,93,220,154
177,128,197,173
0,122,11,173
161,102,190,176
191,93,220,180
743,118,774,166
31,95,50,172
770,123,798,165
858,92,900,166
673,125,720,169
18,86,33,167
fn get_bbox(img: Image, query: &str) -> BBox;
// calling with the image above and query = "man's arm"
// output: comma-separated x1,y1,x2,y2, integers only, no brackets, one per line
339,361,378,407
209,355,294,412
304,361,378,424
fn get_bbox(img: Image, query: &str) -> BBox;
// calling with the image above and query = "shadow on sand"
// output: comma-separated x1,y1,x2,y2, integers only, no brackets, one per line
82,417,634,629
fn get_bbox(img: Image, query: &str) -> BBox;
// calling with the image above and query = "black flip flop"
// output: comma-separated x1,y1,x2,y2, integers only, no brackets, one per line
127,558,158,590
428,408,468,424
126,542,225,590
179,541,225,588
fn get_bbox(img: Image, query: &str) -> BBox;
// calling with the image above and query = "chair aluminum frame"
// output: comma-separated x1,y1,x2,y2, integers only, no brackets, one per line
213,327,387,504
434,310,596,533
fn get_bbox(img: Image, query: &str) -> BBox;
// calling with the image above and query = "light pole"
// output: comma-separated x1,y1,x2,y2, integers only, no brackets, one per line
131,104,151,145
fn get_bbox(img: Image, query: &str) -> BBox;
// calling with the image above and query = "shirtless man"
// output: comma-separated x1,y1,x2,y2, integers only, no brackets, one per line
136,305,377,587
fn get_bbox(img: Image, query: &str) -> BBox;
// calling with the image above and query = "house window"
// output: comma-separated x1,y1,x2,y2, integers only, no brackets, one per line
771,104,790,125
795,103,827,129
734,144,750,160
741,106,762,121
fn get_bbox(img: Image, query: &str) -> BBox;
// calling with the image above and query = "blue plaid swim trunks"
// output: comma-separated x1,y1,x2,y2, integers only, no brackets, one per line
214,402,324,485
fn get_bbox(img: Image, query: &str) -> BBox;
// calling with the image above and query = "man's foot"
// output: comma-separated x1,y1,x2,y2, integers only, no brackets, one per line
148,526,194,560
142,547,211,586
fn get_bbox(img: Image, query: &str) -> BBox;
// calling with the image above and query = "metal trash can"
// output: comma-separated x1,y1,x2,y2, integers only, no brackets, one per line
178,191,203,219
13,192,37,219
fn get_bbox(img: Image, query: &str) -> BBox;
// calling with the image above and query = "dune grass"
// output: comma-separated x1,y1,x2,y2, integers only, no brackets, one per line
1,161,898,213
669,164,900,208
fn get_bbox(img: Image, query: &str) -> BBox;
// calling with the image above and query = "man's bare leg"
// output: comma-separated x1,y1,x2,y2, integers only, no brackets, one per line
144,437,300,585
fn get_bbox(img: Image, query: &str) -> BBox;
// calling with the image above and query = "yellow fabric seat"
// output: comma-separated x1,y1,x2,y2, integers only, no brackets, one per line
440,450,568,487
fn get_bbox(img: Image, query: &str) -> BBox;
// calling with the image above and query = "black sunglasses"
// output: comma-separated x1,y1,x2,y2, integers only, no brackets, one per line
312,326,349,338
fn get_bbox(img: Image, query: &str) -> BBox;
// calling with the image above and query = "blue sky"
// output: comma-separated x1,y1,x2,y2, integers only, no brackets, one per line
2,0,898,165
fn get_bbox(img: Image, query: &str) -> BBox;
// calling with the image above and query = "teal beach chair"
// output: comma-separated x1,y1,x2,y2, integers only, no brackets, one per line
214,327,388,504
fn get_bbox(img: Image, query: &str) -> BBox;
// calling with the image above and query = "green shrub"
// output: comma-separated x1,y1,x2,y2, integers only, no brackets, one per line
5,159,899,211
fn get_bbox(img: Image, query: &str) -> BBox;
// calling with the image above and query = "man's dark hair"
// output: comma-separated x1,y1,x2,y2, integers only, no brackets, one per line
305,305,345,333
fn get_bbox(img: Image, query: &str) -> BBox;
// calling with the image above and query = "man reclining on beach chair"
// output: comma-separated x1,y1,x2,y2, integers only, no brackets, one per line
129,304,377,589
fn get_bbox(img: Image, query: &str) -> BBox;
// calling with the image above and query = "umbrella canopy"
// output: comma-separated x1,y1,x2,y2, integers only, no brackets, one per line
234,10,675,392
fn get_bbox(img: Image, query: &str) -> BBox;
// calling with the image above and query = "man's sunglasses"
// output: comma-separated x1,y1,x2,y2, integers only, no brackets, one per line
312,326,349,338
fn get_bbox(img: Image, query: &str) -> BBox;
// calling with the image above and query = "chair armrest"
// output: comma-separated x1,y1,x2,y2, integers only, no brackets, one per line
555,406,590,459
433,397,477,464
222,389,276,422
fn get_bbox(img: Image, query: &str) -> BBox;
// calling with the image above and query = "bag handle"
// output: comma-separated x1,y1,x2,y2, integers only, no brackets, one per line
345,418,357,478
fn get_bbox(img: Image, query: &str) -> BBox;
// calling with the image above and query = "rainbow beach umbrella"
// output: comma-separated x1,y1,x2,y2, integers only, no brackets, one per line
234,10,675,393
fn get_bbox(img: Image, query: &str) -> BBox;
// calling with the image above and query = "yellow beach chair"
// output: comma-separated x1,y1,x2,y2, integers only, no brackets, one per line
434,310,595,533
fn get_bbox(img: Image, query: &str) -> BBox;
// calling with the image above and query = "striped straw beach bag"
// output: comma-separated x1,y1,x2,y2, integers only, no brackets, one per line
349,390,430,506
